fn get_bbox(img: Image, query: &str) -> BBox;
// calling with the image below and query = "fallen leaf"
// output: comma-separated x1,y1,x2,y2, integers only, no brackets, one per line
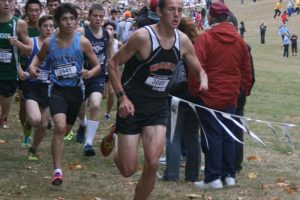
94,197,102,200
276,182,289,188
276,177,286,183
271,198,280,200
0,139,7,144
127,181,137,185
246,155,257,161
283,185,298,195
203,195,212,200
66,161,83,171
261,183,273,190
185,193,202,199
247,172,257,179
20,185,27,190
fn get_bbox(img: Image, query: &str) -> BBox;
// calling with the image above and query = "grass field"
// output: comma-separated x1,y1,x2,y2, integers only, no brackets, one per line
1,0,300,199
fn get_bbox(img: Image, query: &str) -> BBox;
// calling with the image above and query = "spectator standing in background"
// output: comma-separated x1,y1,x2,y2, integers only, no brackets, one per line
290,32,297,56
239,21,245,38
260,20,266,44
283,33,290,57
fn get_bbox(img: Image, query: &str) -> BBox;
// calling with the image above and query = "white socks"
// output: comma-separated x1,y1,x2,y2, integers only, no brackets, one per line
85,120,99,146
80,115,87,127
54,168,62,175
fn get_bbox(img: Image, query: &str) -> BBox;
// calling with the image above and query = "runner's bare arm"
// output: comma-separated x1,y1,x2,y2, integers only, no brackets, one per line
81,36,101,79
107,30,147,118
106,30,114,59
181,33,208,91
16,19,32,56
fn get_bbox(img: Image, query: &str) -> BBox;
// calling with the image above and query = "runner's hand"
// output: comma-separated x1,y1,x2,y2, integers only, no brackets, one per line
18,69,30,81
28,65,40,79
118,96,135,118
81,69,91,79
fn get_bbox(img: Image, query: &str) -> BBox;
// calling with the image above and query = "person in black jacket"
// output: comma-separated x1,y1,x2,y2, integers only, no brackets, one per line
260,20,267,44
228,12,255,173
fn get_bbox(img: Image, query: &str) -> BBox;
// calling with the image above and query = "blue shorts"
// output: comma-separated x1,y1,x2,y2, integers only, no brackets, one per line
84,77,105,99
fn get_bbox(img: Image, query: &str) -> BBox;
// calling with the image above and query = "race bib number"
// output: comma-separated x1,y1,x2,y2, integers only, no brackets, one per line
54,63,77,79
0,49,12,63
145,76,170,92
38,70,50,82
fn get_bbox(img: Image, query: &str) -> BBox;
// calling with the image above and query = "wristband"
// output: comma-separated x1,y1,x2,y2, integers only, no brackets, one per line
116,91,126,99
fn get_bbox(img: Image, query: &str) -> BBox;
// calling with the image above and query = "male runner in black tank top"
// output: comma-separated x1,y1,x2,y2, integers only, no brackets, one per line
107,0,208,199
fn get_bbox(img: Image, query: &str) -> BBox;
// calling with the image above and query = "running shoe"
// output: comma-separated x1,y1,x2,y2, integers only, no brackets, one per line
64,130,74,141
104,113,111,121
76,125,86,144
194,179,223,190
23,123,32,138
100,124,116,157
21,137,31,149
0,118,9,129
159,155,166,165
51,172,63,186
28,147,39,161
83,143,96,157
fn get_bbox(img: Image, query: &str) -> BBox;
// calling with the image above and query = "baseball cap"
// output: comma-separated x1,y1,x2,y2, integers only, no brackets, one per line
150,0,158,12
209,2,230,18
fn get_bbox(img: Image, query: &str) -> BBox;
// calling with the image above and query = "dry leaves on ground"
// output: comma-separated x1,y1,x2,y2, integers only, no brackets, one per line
65,161,83,171
247,172,257,179
261,177,299,195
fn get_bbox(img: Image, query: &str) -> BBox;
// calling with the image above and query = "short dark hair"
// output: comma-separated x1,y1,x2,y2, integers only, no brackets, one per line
103,21,116,30
111,9,117,14
158,0,166,10
25,0,43,13
38,15,54,27
54,3,78,23
46,0,61,5
89,3,104,16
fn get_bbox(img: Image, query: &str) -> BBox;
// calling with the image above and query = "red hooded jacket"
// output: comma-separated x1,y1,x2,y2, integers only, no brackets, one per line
188,22,252,110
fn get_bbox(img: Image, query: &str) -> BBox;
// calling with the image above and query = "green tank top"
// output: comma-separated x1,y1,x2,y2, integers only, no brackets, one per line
0,16,18,80
28,27,39,37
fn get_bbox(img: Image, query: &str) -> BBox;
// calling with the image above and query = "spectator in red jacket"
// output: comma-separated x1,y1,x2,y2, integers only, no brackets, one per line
190,2,252,189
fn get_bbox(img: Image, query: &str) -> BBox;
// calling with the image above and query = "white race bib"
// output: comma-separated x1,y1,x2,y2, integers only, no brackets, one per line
145,76,170,92
0,49,12,63
54,63,77,79
38,70,50,82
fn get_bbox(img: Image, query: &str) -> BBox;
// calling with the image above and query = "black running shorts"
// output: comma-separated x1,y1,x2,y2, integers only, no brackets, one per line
49,85,83,125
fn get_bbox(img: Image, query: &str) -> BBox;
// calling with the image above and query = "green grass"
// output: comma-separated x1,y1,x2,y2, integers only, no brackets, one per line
1,0,300,199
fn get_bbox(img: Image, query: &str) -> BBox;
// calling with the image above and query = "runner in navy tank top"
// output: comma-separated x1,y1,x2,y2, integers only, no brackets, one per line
75,4,114,157
106,0,208,199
